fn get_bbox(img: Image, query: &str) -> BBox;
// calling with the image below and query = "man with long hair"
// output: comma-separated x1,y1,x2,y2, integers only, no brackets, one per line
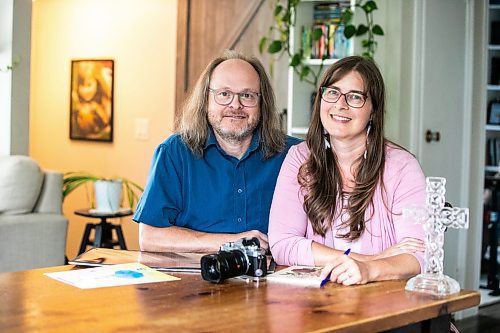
134,50,300,252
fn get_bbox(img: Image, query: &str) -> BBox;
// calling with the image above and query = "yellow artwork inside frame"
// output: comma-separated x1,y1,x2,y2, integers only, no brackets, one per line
70,59,114,142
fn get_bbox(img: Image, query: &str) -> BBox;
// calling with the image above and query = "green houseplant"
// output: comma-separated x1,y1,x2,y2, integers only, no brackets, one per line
63,172,144,212
259,0,384,88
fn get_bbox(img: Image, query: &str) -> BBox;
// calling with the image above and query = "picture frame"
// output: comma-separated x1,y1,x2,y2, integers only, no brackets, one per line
70,59,114,142
488,101,500,125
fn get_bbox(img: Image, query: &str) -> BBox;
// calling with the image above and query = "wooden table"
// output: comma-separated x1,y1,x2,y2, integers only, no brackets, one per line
0,265,480,333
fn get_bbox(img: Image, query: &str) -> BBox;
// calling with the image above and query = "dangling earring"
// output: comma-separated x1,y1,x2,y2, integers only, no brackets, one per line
323,128,331,149
364,119,372,160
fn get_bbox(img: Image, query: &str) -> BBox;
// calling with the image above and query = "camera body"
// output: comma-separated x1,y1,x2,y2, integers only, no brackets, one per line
201,237,267,283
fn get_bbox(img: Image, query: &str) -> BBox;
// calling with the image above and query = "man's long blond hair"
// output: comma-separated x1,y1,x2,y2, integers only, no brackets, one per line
177,50,286,158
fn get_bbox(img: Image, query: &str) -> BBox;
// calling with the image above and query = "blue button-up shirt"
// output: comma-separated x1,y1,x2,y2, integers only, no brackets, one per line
133,132,301,234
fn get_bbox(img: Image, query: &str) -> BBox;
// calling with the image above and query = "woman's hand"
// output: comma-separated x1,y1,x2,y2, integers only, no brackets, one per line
320,255,370,286
319,238,424,285
374,237,425,260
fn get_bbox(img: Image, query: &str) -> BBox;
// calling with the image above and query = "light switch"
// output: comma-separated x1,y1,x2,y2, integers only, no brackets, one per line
135,118,149,140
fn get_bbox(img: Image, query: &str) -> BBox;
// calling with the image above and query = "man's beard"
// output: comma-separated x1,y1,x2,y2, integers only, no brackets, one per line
209,112,260,144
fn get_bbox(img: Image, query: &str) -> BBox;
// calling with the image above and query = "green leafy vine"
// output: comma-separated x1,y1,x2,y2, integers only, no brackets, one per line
341,0,384,59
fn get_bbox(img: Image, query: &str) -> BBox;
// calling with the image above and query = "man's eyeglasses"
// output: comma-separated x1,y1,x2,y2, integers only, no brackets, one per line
209,88,261,107
320,87,368,108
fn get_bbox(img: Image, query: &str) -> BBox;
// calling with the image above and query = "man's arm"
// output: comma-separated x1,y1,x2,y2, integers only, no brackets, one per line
139,223,269,253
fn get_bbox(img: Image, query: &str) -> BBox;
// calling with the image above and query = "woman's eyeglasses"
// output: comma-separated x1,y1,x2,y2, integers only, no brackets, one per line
320,87,368,108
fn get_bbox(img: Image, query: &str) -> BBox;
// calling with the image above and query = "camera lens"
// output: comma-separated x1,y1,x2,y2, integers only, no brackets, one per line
200,255,223,283
201,250,248,283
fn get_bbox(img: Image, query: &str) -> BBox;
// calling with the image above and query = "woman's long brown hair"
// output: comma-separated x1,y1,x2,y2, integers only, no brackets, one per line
298,56,387,240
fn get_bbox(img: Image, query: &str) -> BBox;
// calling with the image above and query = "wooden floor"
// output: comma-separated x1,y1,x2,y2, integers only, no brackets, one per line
454,300,500,333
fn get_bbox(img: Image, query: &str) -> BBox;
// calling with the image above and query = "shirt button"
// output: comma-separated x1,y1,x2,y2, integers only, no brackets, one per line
237,217,242,222
237,188,243,194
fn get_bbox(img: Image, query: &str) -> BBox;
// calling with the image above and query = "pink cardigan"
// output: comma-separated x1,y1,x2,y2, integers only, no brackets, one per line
268,142,426,271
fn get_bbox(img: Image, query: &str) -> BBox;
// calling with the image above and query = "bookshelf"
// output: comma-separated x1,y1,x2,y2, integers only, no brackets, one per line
483,2,500,295
286,0,353,137
485,4,500,171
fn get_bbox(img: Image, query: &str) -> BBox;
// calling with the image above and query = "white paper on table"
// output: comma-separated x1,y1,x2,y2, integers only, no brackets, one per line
44,262,180,289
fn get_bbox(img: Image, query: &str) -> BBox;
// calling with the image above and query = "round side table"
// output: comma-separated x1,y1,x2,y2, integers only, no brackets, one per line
75,209,133,255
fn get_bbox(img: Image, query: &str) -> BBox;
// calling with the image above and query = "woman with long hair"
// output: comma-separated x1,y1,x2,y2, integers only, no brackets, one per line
269,56,426,285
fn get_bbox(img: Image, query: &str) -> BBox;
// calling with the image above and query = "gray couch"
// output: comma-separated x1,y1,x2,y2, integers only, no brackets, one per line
0,155,68,272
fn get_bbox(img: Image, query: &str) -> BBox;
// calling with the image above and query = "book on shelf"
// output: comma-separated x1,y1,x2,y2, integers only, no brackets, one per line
496,139,500,166
69,248,203,273
483,136,500,168
312,24,328,59
266,265,324,287
302,26,312,59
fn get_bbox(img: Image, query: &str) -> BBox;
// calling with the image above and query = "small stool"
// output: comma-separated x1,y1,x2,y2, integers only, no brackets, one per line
75,209,133,255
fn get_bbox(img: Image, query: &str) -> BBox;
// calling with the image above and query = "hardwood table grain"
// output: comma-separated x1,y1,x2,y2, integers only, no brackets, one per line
0,265,480,333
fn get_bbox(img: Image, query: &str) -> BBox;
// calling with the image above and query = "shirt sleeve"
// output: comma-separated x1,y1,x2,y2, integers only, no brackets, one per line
386,150,427,272
132,141,183,227
268,144,315,266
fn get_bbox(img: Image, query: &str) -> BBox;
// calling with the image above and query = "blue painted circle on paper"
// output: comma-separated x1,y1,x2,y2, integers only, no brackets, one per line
114,270,144,278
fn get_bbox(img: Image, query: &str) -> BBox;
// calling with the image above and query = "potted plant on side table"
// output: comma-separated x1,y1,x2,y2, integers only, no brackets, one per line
63,172,144,214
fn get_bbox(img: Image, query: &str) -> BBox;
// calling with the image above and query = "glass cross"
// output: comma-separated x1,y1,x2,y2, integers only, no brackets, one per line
403,177,469,295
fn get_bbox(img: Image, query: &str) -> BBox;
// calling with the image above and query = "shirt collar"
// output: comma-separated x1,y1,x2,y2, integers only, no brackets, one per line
204,128,218,149
204,127,261,156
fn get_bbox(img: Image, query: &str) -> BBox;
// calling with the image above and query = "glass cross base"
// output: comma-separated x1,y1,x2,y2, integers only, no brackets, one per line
405,273,461,296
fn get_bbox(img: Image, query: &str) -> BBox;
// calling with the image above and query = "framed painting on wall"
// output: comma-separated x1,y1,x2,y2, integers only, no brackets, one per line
70,59,114,142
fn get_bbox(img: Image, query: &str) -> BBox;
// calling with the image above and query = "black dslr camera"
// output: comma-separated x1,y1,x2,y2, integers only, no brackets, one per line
200,237,267,283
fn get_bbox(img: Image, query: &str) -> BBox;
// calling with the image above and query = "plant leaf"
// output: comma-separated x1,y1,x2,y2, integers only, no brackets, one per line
362,51,373,59
290,53,301,67
361,39,374,47
356,24,369,36
362,1,378,13
123,182,134,208
259,37,267,54
312,27,323,41
344,25,356,39
274,4,283,17
300,66,310,80
63,179,95,199
282,12,291,24
62,172,101,200
267,40,283,54
341,8,353,24
372,24,384,35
